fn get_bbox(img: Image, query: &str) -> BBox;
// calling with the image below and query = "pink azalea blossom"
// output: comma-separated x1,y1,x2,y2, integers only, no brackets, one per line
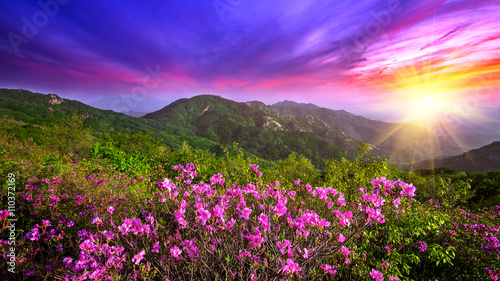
133,250,145,264
320,264,337,275
240,207,252,220
258,213,270,231
42,220,51,227
250,164,259,173
401,183,416,197
170,246,182,258
275,202,287,217
282,258,302,275
226,218,236,232
370,269,384,281
337,233,345,243
198,208,211,225
91,216,101,225
152,242,160,253
393,198,401,208
212,205,224,220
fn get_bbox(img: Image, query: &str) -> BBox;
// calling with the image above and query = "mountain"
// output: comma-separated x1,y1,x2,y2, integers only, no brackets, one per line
5,88,492,170
143,95,369,166
271,101,466,167
1,89,364,167
119,111,149,118
412,141,500,173
273,100,321,110
89,96,169,117
0,88,220,151
432,112,500,150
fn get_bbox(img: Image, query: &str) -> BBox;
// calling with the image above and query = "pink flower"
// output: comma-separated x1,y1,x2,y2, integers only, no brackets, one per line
213,205,224,220
418,241,427,252
320,264,337,275
277,240,292,255
91,216,102,225
0,210,9,220
79,239,95,252
333,210,353,227
393,198,401,208
133,250,145,264
401,183,416,197
337,233,345,243
370,269,384,281
242,228,264,250
198,208,211,225
302,248,309,258
389,277,400,281
318,218,331,227
258,213,270,231
152,242,160,253
170,246,182,258
238,249,251,259
250,164,259,173
42,220,51,228
237,199,247,209
366,207,385,224
210,173,225,185
240,207,252,220
119,218,133,235
275,202,287,217
62,257,73,267
108,206,115,214
226,218,236,232
28,228,40,241
282,258,302,275
175,209,187,228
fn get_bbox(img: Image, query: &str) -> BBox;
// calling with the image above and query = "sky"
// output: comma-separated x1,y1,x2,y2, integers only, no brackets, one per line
0,0,499,123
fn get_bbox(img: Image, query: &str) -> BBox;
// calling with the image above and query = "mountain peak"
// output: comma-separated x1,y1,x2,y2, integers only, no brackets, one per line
273,100,321,110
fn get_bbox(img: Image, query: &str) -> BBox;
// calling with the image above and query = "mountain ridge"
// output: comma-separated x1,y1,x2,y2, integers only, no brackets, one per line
270,99,466,166
2,88,498,171
412,141,500,173
143,94,363,166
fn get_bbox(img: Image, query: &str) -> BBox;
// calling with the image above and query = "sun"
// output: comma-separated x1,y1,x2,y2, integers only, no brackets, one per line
394,81,459,125
405,94,448,123
413,96,439,120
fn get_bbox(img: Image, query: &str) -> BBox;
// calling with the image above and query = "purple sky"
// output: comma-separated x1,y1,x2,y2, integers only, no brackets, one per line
1,0,499,122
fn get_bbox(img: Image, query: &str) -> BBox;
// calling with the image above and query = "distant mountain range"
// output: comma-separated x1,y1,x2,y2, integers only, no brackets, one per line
89,96,170,117
1,88,499,171
412,141,500,173
269,100,467,166
142,95,362,165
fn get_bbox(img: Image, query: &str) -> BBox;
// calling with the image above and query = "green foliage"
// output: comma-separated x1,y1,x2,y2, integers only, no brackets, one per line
408,172,472,208
458,171,500,208
321,141,389,200
275,152,319,184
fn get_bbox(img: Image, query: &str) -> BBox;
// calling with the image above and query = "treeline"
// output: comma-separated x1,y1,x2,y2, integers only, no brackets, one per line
1,114,498,209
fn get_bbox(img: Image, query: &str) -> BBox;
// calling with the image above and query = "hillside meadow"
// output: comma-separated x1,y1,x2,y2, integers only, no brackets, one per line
0,116,499,280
